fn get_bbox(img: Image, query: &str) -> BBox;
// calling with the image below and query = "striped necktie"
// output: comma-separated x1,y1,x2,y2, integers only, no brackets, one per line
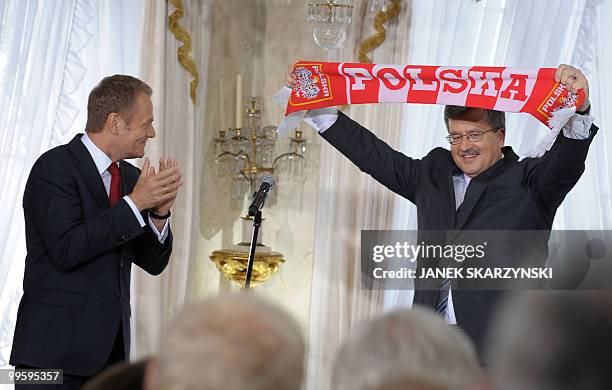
435,278,451,315
435,196,464,317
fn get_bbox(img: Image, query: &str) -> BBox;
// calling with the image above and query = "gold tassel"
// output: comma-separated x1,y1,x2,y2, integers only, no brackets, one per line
168,0,200,104
357,0,401,64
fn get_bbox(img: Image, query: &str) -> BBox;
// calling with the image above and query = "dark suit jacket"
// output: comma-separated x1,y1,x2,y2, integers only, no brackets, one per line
321,111,597,355
10,134,173,376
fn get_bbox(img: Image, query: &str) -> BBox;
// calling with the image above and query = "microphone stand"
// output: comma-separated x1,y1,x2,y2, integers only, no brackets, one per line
243,210,262,291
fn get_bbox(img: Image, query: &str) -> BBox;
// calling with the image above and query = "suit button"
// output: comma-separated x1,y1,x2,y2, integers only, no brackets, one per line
119,234,126,241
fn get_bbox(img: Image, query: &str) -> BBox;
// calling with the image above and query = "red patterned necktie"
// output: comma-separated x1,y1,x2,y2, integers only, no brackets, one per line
107,163,121,206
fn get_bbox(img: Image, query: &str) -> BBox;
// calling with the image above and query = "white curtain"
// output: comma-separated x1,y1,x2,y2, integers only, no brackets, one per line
559,0,612,229
0,0,143,372
132,0,212,359
0,0,90,369
386,0,612,309
305,2,412,388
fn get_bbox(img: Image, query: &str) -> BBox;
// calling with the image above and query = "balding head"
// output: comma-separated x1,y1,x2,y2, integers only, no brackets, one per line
153,294,305,390
488,292,612,390
332,306,481,390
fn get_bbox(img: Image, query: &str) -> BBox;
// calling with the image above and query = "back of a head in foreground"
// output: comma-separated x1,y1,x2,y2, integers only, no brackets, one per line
372,377,455,390
83,359,148,390
332,305,481,390
154,294,305,390
487,292,612,390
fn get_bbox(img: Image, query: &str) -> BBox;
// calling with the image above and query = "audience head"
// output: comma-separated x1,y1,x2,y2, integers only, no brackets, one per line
332,305,482,390
488,292,612,390
83,358,148,390
151,293,305,390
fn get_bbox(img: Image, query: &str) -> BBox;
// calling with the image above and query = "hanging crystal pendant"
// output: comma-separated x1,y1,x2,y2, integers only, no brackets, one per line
370,0,388,12
307,0,353,51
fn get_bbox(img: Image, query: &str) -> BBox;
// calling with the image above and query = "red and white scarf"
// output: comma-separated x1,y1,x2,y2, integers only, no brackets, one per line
278,61,586,157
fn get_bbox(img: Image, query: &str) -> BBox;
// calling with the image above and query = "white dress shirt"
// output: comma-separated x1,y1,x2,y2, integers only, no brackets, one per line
80,133,169,243
304,107,595,325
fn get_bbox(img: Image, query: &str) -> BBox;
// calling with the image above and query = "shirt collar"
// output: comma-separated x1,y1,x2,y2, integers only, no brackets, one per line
80,133,114,175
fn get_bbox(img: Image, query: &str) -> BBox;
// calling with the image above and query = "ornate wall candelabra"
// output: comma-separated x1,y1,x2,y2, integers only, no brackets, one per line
212,97,311,200
209,96,314,287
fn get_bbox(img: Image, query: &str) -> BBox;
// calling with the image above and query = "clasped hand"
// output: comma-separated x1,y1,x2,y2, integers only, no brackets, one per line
130,157,183,213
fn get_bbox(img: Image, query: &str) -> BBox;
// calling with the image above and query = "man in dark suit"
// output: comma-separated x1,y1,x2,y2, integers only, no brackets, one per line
286,64,597,356
10,75,182,389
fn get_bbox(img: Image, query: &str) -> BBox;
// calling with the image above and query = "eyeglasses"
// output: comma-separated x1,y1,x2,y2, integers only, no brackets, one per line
446,127,500,145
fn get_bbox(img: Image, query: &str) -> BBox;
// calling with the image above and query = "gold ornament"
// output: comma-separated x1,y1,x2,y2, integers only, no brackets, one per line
357,0,401,64
168,0,200,104
210,249,285,288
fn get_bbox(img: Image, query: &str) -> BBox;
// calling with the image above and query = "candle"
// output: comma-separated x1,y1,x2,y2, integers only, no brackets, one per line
236,74,243,129
218,78,226,130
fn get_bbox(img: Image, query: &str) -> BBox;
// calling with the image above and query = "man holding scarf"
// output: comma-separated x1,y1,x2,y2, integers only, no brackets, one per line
284,63,597,357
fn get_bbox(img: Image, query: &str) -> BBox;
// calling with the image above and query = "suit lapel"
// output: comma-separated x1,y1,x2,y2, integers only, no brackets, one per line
455,178,486,230
434,168,457,228
119,161,138,197
67,134,110,210
454,146,518,230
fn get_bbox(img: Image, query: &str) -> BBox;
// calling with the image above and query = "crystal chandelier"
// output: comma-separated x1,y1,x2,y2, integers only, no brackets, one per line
213,97,313,201
370,0,390,12
307,0,354,51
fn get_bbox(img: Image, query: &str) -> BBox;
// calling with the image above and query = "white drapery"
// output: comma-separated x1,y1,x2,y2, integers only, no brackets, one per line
131,0,212,359
0,0,92,368
0,0,144,370
305,2,412,388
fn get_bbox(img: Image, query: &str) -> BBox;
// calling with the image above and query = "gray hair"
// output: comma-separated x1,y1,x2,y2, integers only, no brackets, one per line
488,292,612,390
331,306,481,390
155,294,305,390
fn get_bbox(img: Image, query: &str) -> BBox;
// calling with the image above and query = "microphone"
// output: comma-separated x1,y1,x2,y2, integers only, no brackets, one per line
248,176,275,216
